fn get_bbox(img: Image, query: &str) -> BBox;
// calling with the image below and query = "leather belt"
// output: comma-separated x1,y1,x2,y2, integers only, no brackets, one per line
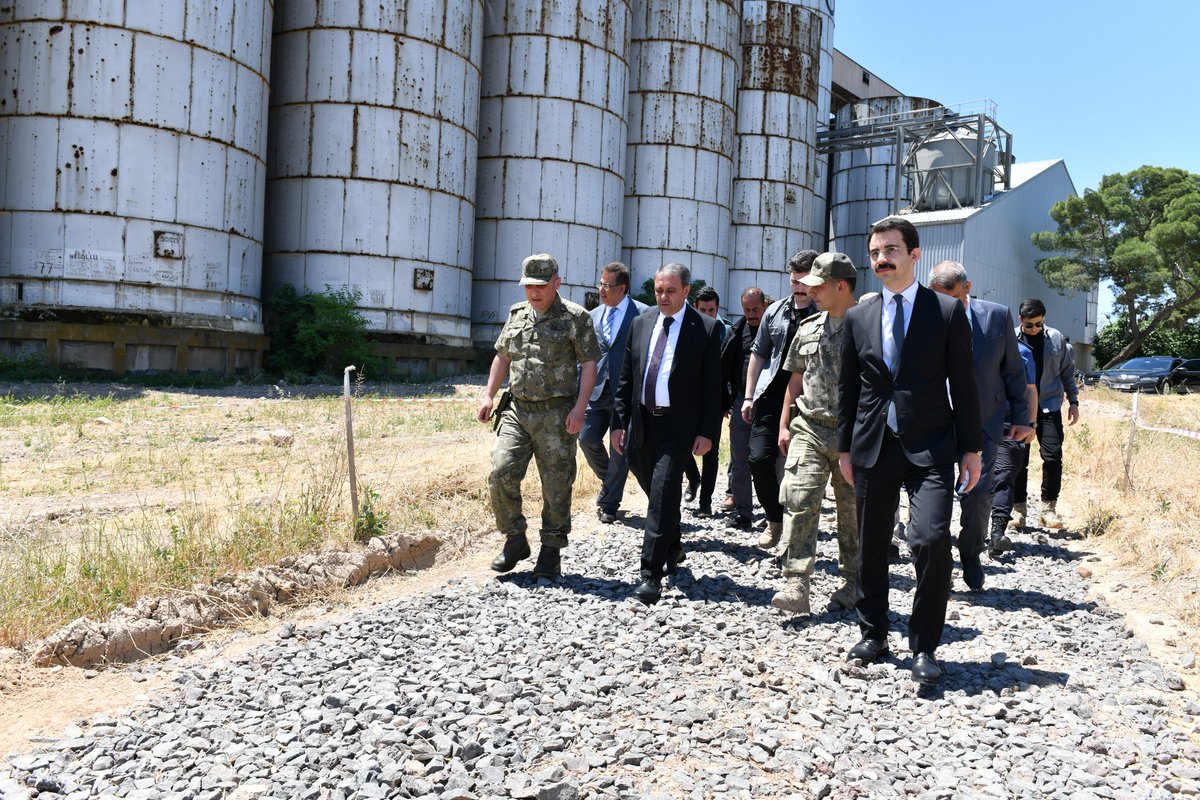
512,395,571,412
645,406,670,417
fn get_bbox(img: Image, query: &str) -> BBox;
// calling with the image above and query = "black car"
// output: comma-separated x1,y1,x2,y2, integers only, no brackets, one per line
1099,356,1200,393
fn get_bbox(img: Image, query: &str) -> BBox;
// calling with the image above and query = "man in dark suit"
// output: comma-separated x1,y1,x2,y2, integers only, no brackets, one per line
928,261,1034,591
579,262,649,524
837,217,983,685
612,263,723,605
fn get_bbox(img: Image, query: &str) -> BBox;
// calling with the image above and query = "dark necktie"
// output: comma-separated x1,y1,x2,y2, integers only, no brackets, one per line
645,316,674,409
891,294,906,376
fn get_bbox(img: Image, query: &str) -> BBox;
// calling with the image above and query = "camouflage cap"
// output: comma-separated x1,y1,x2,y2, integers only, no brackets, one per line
801,252,857,286
519,253,559,286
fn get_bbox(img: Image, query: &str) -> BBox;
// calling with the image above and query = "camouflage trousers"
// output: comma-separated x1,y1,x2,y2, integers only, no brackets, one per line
779,418,858,578
489,404,577,548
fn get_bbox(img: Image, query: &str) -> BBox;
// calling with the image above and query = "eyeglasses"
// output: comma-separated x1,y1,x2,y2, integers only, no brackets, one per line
868,245,908,261
597,281,621,290
1021,321,1045,330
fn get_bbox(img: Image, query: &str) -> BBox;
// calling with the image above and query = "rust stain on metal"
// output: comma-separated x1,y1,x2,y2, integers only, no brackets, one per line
742,3,823,101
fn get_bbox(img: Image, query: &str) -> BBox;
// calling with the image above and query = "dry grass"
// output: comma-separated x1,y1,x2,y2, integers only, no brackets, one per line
0,381,603,647
1065,388,1200,624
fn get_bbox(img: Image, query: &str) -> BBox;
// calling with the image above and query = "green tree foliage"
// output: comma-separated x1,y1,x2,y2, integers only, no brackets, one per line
266,285,379,379
1092,312,1200,365
1032,166,1200,368
631,276,709,306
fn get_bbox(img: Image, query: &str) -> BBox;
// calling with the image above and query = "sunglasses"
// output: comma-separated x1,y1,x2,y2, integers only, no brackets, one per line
1021,321,1045,330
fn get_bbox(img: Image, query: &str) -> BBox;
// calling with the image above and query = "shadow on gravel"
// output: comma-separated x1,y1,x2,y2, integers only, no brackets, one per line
670,569,776,608
967,587,1099,618
914,658,1071,697
497,572,632,603
1010,539,1081,561
682,535,767,565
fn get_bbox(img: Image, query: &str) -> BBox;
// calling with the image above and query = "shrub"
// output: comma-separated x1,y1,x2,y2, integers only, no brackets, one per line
267,285,380,379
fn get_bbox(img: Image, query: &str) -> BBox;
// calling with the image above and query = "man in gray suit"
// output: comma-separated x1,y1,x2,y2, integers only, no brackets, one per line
579,262,649,523
928,261,1034,591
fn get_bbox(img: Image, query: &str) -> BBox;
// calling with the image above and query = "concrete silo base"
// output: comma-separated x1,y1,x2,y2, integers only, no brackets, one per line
366,332,478,378
0,309,268,377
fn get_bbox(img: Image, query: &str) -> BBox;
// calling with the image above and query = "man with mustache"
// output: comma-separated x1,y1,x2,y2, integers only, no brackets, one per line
837,218,982,685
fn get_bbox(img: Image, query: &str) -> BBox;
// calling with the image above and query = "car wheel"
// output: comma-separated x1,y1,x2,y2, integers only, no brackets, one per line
1156,378,1167,394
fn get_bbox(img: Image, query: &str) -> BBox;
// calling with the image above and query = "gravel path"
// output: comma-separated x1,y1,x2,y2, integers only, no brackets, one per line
4,493,1200,799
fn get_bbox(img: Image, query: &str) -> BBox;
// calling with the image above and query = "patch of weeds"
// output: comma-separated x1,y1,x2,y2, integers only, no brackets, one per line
1151,559,1170,582
355,486,390,542
1081,504,1117,537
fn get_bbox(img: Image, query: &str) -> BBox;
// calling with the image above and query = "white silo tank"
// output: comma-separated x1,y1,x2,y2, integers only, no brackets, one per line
912,127,998,211
730,0,834,305
622,0,739,303
264,0,484,373
0,1,273,374
829,95,942,296
471,0,631,346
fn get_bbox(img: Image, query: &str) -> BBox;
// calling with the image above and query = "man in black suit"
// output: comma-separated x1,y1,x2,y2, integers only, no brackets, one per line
612,263,723,605
837,217,983,685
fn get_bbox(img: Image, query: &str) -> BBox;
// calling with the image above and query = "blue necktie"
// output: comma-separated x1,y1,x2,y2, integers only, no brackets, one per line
602,306,614,345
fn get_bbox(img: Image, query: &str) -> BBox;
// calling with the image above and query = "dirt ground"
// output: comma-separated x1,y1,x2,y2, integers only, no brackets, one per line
1,386,1198,758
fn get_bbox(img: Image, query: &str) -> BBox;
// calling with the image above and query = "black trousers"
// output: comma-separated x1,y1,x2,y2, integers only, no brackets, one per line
991,433,1026,521
956,438,997,561
633,410,687,580
748,384,785,523
683,434,720,507
1014,409,1064,503
854,433,955,656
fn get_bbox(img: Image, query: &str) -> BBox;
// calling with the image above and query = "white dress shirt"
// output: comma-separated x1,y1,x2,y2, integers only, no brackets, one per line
642,308,685,407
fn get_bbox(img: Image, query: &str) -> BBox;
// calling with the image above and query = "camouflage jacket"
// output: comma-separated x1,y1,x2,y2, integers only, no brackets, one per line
495,295,601,401
782,311,845,428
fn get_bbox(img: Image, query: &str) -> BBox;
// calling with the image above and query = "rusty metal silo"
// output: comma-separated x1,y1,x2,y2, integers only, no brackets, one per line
264,0,484,374
829,95,943,295
0,2,273,374
471,0,631,346
729,0,832,303
621,0,739,302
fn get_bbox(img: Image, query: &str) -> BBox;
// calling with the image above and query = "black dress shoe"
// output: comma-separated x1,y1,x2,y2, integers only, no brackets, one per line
695,503,712,518
731,513,753,531
684,481,698,503
962,555,984,591
912,652,942,685
531,547,561,579
490,535,531,572
633,578,661,605
847,638,889,664
597,508,617,524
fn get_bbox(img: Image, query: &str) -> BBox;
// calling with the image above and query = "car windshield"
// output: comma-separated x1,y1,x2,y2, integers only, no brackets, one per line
1118,357,1175,370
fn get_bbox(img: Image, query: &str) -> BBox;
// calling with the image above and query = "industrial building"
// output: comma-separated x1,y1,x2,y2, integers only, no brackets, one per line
0,2,1094,376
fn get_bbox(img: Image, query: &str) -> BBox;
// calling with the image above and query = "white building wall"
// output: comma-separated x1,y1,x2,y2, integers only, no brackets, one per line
471,0,631,344
0,0,273,330
264,0,484,345
729,0,832,306
622,0,739,300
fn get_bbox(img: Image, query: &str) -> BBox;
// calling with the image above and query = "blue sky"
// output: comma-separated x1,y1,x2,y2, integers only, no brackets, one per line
833,2,1200,321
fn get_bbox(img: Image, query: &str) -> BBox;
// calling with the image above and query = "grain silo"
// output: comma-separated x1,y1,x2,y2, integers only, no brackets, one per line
471,0,631,346
729,0,832,304
621,0,739,300
264,0,483,374
0,2,273,374
828,95,943,294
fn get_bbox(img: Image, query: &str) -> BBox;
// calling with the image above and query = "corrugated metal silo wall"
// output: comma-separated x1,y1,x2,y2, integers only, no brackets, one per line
264,0,483,352
471,0,631,346
829,95,941,297
0,2,272,329
730,0,831,306
621,0,739,302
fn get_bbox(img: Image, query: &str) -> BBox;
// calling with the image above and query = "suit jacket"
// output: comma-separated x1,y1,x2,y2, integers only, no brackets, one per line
837,284,983,469
589,297,649,404
719,316,754,414
969,299,1029,449
614,304,723,452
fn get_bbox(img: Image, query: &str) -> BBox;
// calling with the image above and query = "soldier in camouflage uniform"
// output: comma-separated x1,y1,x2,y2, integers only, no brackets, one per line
477,254,601,579
773,252,861,614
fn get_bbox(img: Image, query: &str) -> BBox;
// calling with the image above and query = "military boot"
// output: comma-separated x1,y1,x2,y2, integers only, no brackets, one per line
490,534,531,573
771,576,810,614
531,546,561,579
988,517,1014,556
757,520,783,549
827,576,857,611
1009,502,1027,529
1040,501,1063,529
